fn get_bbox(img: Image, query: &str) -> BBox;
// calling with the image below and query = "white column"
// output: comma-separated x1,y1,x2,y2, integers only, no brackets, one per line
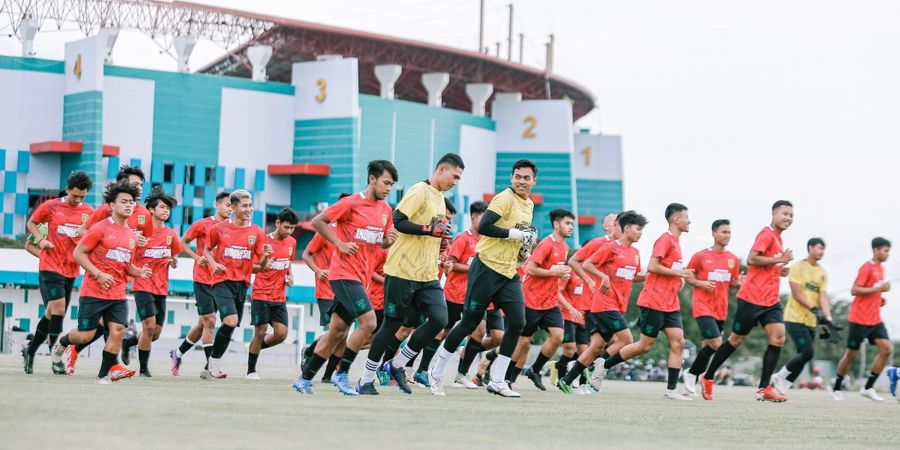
375,64,402,100
465,83,493,116
247,45,273,82
100,27,119,64
174,35,198,73
493,92,522,103
19,19,39,57
422,72,450,107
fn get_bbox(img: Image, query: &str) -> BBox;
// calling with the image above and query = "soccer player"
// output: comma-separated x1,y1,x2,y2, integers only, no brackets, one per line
557,210,647,393
292,160,398,396
171,191,232,377
120,188,181,377
204,189,272,379
357,153,463,396
247,208,299,379
681,219,741,396
701,200,795,402
832,237,892,401
300,193,351,382
443,201,488,388
554,267,589,390
771,238,840,394
429,159,538,398
79,165,153,246
514,209,574,391
568,213,618,288
23,171,94,374
51,180,152,384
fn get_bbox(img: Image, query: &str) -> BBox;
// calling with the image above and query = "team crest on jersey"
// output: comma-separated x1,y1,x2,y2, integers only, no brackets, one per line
728,259,735,268
381,214,388,226
288,247,293,256
166,235,173,246
249,235,257,245
81,213,88,223
138,215,146,225
129,239,135,249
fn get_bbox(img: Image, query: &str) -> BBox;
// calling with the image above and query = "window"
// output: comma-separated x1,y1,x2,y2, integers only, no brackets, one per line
185,164,195,185
163,163,174,183
183,206,194,225
205,167,216,186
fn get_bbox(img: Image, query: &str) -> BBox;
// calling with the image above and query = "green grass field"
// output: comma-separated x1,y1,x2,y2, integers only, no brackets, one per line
1,353,897,449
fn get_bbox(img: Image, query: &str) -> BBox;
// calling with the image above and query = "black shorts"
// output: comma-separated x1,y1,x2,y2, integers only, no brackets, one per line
383,275,445,319
329,279,372,325
250,299,288,326
485,309,505,332
194,282,216,316
77,296,128,331
214,280,248,324
464,256,524,313
786,322,816,350
447,302,465,328
847,322,889,350
134,291,166,324
316,299,334,326
731,299,783,336
39,271,75,308
563,320,590,345
638,307,683,338
375,309,385,332
695,315,725,339
521,306,564,337
590,310,629,342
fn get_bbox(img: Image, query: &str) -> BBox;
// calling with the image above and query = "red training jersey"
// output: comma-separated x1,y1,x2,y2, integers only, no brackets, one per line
848,261,886,326
323,192,393,284
207,221,268,286
687,248,740,320
30,197,94,278
561,273,588,324
522,235,569,310
87,203,154,238
251,234,296,302
131,226,181,295
588,241,642,314
79,219,136,300
737,226,784,307
574,236,613,290
306,231,336,300
637,232,684,312
444,230,480,304
183,217,223,285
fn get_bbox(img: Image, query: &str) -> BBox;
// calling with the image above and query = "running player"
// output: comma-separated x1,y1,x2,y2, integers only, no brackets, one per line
23,171,93,374
300,193,351,382
701,200,794,402
204,189,272,379
171,191,232,377
247,208,299,379
51,180,152,383
515,209,574,391
120,188,181,377
357,153,463,396
681,219,741,396
444,201,488,388
79,165,153,246
568,213,618,287
554,263,589,391
292,160,398,396
429,159,538,398
557,210,647,393
771,238,840,395
832,237,892,401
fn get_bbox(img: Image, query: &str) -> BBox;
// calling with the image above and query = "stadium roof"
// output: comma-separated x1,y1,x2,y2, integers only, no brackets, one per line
193,2,595,119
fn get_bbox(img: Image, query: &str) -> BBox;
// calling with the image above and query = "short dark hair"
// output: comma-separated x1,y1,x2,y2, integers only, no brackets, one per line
772,200,793,211
215,191,231,203
66,171,93,191
276,208,301,225
664,203,688,222
116,165,146,183
145,186,177,210
618,210,648,230
338,192,352,200
872,237,891,250
444,197,457,216
549,208,575,224
712,219,730,232
807,237,825,249
436,153,465,170
368,160,398,183
469,201,488,216
103,180,140,204
511,159,537,176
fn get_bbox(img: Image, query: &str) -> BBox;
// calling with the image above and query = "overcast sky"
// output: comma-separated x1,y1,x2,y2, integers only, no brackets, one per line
2,0,898,332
